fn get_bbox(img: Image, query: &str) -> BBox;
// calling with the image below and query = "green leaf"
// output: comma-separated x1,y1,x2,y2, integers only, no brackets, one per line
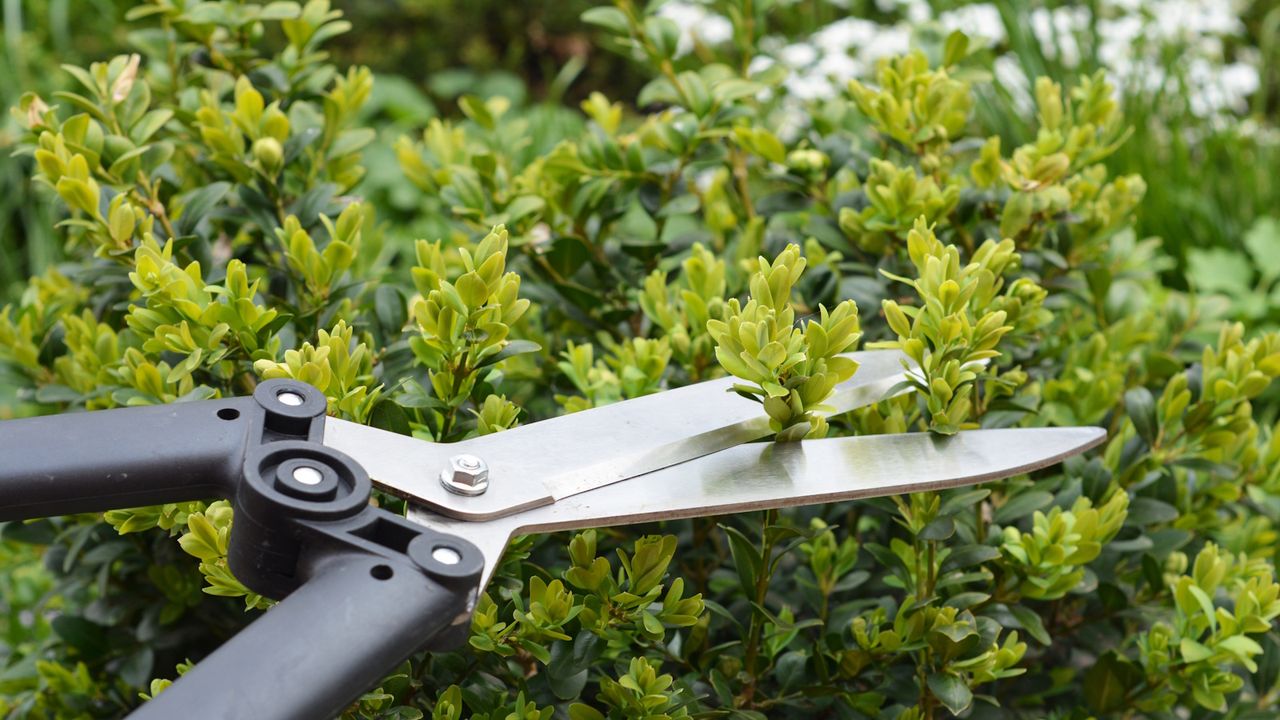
1009,604,1051,645
502,195,545,224
927,673,973,714
51,616,109,659
1083,651,1142,713
258,1,302,20
1000,191,1033,238
775,650,808,690
720,524,762,593
118,648,155,687
581,7,630,35
713,79,764,104
475,339,542,368
130,109,173,144
34,384,83,404
1126,497,1178,526
1185,248,1253,295
568,705,605,720
637,78,680,107
943,544,1001,569
1188,585,1218,632
941,488,990,515
374,285,408,333
458,95,495,130
369,400,411,435
1244,217,1280,280
919,516,955,541
1253,632,1280,694
547,634,598,700
174,182,232,237
1124,387,1158,444
994,491,1054,524
943,30,970,66
643,16,680,60
1179,637,1214,663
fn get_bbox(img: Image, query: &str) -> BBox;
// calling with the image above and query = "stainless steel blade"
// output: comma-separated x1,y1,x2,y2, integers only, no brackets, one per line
326,348,916,520
407,426,1106,587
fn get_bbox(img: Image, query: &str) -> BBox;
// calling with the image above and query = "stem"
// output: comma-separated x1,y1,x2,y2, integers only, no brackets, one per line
740,508,779,706
926,540,937,597
739,0,756,75
731,147,757,220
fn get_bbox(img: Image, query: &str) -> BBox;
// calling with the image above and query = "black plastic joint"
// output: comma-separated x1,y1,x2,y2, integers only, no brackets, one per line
253,378,328,440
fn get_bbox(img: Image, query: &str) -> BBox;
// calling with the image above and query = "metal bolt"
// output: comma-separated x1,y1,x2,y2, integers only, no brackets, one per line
432,546,461,565
277,390,305,407
439,453,489,496
292,466,323,486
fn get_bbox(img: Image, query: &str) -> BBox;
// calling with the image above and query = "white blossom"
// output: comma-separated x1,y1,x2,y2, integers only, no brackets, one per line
749,0,1258,129
994,55,1035,117
656,1,733,57
938,4,1006,45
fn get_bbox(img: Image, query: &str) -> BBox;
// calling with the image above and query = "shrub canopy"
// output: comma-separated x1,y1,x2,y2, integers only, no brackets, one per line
2,2,1280,719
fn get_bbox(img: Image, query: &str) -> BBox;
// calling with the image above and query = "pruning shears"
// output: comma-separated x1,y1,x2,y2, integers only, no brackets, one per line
0,348,1105,719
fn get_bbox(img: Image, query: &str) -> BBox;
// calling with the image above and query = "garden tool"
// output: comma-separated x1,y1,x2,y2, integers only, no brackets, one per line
0,348,1105,719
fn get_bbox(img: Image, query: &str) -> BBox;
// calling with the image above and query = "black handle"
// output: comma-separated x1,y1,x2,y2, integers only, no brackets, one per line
0,380,484,719
0,396,256,520
127,551,470,720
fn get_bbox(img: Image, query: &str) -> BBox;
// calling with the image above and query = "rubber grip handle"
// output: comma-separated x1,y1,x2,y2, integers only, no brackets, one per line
127,552,463,720
0,397,255,521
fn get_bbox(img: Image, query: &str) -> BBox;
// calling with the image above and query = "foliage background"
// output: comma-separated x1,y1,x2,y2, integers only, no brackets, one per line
2,1,1280,719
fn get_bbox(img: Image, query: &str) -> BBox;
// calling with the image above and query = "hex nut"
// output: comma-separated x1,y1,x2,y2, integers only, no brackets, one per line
440,454,489,496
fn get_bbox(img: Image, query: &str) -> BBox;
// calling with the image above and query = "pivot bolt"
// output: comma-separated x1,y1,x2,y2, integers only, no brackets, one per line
276,390,305,407
440,454,489,496
432,546,462,565
292,465,323,486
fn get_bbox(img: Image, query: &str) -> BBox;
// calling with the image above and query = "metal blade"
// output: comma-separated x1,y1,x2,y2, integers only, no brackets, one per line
407,426,1106,587
327,348,915,520
498,426,1104,532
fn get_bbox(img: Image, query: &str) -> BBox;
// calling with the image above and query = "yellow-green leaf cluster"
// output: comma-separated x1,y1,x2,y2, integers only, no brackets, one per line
709,244,861,440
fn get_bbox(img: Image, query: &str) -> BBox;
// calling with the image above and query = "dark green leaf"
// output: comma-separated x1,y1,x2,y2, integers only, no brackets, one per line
941,488,991,515
476,339,542,368
1126,497,1178,526
34,384,83,404
374,285,407,334
369,400,411,435
1008,604,1051,645
943,544,1001,570
920,516,955,541
720,524,762,594
1084,651,1142,713
174,182,231,237
547,633,599,700
775,650,808,690
1124,387,1158,444
116,648,154,687
994,491,1054,524
927,673,973,714
581,7,630,35
51,616,109,659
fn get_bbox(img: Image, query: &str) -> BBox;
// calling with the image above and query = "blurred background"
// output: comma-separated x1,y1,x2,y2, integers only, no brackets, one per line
2,0,1278,306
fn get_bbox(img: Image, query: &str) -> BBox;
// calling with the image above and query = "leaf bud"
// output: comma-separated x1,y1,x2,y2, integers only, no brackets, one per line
253,136,284,176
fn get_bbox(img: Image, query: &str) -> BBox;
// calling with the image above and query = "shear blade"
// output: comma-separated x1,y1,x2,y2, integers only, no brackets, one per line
408,426,1106,587
329,348,915,520
500,425,1105,532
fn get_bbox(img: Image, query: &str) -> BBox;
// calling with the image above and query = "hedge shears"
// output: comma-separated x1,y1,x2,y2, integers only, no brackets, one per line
0,348,1104,719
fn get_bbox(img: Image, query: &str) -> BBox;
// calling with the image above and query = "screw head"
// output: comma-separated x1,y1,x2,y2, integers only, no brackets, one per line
292,465,323,486
432,546,462,565
440,454,489,496
276,390,305,407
